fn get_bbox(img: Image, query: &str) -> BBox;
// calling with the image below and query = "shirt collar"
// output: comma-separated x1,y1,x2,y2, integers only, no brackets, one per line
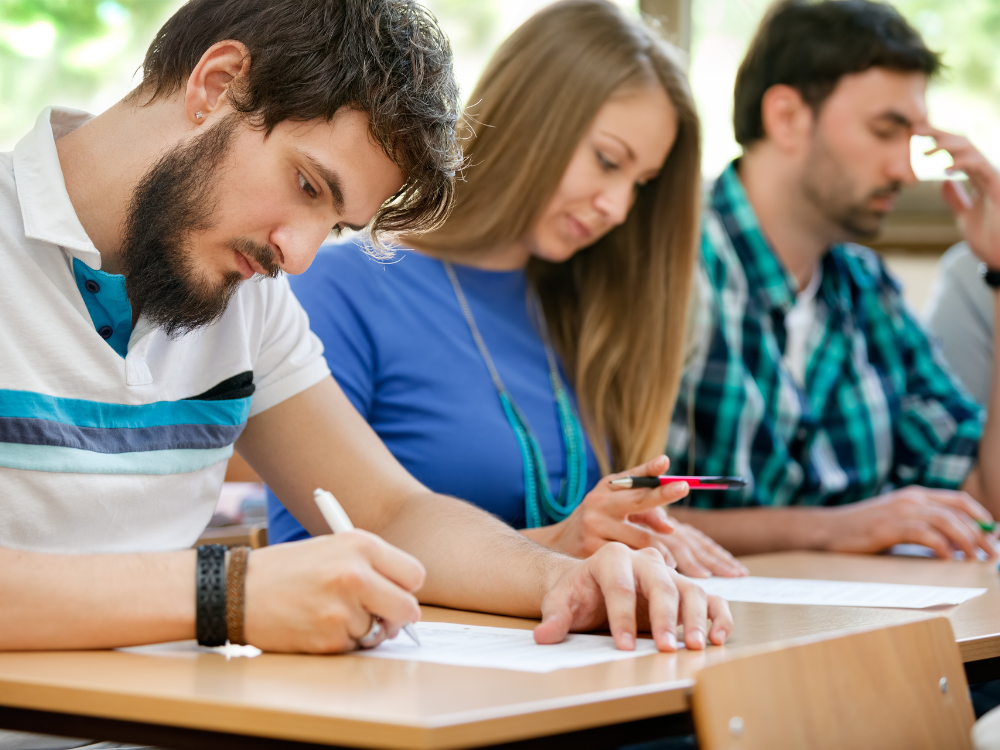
709,161,802,314
13,107,103,269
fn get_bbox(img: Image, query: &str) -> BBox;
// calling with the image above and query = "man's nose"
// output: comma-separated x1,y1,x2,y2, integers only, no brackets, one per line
269,222,332,275
892,141,918,187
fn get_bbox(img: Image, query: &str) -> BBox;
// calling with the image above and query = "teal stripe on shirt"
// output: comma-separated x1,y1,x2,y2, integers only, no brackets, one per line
0,442,233,474
0,389,250,428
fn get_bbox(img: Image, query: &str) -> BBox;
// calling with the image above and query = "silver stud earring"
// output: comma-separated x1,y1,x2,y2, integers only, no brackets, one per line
195,111,204,120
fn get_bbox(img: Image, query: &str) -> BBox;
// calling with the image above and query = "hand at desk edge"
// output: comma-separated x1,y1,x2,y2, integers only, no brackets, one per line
532,543,733,652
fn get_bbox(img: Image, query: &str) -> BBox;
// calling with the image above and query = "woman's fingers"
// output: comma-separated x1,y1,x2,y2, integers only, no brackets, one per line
628,507,676,534
673,572,708,650
590,513,671,557
666,534,712,578
607,455,670,484
606,481,688,517
706,595,733,646
593,545,639,650
635,548,680,652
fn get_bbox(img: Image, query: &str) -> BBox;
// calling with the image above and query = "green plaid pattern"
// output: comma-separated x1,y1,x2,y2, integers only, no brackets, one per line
667,163,984,508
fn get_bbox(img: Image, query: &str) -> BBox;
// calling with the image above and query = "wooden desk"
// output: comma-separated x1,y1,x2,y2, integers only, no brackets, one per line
739,552,1000,664
1,552,997,749
0,607,707,750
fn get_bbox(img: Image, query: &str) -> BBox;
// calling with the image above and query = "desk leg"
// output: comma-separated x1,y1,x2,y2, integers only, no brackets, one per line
0,706,693,750
967,657,1000,685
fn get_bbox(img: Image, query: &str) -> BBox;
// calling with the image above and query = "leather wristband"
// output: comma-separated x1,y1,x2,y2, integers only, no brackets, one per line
196,545,227,647
226,546,250,646
978,262,1000,289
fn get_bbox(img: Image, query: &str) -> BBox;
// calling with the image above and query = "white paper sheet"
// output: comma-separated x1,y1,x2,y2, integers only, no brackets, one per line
692,575,986,609
352,621,664,672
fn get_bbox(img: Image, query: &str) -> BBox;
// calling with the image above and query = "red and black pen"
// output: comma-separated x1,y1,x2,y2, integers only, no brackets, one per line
609,475,747,490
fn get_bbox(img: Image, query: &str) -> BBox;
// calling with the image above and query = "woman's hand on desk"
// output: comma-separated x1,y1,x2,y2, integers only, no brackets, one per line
533,543,733,652
523,455,746,577
243,530,425,653
659,523,748,578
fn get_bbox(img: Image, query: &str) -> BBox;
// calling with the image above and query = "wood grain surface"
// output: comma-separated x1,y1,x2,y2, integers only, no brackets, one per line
0,551,996,748
692,617,975,750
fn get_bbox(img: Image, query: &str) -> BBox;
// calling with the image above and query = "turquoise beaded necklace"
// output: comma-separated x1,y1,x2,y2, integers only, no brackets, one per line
444,261,588,528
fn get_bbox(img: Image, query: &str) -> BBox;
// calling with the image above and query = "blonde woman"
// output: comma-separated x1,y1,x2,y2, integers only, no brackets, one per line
268,0,746,580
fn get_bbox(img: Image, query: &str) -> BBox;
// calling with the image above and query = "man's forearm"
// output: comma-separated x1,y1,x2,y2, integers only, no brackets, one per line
377,492,575,618
0,547,195,650
668,506,830,556
962,288,1000,516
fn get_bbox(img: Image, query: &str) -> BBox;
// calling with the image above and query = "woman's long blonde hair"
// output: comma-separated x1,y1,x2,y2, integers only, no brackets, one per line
410,0,701,474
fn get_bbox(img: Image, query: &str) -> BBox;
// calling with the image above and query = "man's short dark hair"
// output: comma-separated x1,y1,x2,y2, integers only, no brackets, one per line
734,0,940,146
135,0,461,242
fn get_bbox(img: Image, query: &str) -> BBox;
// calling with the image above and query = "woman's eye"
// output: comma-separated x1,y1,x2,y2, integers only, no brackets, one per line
596,151,618,171
298,172,318,198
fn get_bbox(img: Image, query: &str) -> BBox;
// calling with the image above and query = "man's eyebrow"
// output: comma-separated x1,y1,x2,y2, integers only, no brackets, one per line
299,150,345,212
874,110,914,128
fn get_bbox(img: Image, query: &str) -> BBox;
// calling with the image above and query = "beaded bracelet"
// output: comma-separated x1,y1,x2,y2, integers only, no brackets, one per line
196,545,227,647
226,546,250,646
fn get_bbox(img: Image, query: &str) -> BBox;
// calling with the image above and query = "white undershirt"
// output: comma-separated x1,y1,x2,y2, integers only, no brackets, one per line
782,265,822,388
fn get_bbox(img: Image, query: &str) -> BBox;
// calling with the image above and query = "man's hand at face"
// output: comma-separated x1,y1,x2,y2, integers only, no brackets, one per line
917,125,1000,268
243,530,425,653
532,543,733,652
823,486,999,561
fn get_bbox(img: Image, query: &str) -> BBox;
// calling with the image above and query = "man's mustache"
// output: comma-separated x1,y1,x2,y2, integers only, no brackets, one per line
868,182,903,202
230,237,282,278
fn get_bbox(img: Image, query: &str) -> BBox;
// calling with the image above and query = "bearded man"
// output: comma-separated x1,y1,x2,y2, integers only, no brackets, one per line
666,0,1000,561
0,0,730,699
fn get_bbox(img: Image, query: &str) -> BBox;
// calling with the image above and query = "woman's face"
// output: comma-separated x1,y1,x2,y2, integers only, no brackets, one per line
525,84,678,263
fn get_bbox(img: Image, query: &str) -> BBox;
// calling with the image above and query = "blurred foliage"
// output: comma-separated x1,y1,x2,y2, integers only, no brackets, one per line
424,0,498,51
6,0,996,159
893,0,1000,100
0,0,180,148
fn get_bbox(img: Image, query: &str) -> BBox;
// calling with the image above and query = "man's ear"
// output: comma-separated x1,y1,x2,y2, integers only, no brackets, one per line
184,40,251,126
759,84,813,154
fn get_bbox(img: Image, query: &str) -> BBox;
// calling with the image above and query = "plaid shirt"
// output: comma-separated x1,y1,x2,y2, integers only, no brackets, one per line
667,162,984,508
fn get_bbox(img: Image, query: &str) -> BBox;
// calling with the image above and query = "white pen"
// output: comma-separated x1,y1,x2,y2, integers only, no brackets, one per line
313,488,422,647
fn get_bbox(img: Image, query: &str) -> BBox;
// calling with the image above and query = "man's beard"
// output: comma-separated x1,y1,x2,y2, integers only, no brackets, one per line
801,133,902,239
119,114,281,339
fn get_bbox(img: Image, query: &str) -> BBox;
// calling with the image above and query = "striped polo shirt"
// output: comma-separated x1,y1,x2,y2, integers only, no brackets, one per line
0,108,330,553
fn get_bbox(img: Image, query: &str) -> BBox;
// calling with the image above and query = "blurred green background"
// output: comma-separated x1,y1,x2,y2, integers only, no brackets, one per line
1,0,997,179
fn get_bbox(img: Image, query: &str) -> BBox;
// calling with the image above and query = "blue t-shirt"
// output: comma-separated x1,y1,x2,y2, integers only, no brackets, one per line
266,241,602,543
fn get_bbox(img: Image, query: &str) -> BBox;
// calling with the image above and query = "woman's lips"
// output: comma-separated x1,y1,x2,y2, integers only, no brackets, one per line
566,214,593,240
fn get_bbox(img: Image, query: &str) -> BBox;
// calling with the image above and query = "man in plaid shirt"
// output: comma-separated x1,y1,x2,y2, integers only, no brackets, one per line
666,0,1000,560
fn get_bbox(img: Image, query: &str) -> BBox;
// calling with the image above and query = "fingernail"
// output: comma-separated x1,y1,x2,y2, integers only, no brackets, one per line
619,632,635,650
690,630,705,648
665,632,677,650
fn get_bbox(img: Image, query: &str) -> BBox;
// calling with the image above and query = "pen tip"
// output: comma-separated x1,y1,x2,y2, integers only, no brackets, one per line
405,624,422,647
609,478,631,487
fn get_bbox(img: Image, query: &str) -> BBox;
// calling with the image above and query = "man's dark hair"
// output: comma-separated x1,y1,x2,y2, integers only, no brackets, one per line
134,0,462,244
734,0,940,146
